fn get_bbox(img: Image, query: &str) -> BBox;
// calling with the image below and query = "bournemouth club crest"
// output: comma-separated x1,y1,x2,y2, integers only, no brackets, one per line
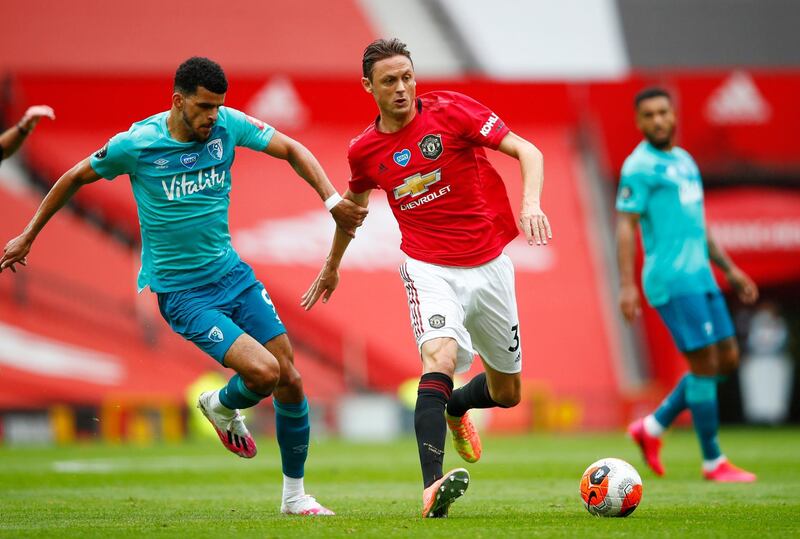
418,134,443,160
207,138,224,161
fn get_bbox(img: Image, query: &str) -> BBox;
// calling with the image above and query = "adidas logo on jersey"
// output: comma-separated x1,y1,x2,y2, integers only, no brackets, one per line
705,71,771,125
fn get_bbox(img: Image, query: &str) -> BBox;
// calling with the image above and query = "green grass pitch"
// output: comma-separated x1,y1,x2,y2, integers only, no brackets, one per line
1,428,798,537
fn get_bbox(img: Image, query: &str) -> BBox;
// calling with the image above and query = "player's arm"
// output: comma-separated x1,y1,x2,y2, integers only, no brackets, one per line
707,232,758,304
497,132,551,246
616,211,642,322
263,131,367,237
0,105,55,162
1,158,101,273
301,189,371,310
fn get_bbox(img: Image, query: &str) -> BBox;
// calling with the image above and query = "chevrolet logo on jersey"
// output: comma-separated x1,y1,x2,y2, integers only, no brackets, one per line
393,169,442,199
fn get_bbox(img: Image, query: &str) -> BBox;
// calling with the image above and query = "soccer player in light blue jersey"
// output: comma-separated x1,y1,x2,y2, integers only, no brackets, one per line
0,57,367,514
617,87,759,483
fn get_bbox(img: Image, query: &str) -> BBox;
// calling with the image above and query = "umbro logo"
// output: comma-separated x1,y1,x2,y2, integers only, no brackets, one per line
154,158,169,169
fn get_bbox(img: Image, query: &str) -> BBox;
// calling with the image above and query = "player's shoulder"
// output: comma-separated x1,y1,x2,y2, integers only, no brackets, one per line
621,141,658,176
348,122,378,155
418,90,476,112
671,145,697,164
114,111,168,149
217,106,244,124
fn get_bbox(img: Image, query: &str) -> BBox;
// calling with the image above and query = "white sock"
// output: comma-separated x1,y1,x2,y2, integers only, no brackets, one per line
702,455,727,472
643,414,665,437
210,389,233,414
282,475,305,502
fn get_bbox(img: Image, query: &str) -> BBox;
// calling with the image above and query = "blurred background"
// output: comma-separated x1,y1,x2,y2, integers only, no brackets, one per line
0,0,798,446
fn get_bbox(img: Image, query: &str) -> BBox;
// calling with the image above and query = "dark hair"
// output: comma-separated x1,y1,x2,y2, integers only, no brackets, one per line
174,57,228,95
362,38,413,80
634,87,671,109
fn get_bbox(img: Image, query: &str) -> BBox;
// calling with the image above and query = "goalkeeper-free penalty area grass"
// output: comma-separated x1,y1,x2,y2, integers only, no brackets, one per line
1,428,798,538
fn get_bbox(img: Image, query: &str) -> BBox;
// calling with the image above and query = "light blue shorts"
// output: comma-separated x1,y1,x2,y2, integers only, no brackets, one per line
656,291,735,353
157,260,286,364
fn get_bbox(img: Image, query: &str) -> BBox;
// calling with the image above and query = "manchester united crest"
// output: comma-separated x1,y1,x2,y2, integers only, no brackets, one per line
428,314,446,329
418,134,443,160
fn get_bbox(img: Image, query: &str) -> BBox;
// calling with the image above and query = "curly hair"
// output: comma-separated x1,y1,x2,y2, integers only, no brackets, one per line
174,57,228,95
362,38,413,81
634,87,671,109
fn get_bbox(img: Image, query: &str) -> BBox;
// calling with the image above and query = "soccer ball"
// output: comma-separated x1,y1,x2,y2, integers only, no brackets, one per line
580,457,643,517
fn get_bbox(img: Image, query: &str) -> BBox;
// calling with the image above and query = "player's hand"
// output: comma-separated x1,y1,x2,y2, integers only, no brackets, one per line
330,199,368,238
301,264,340,310
520,203,551,246
726,266,759,305
619,284,641,322
19,105,56,131
0,233,33,273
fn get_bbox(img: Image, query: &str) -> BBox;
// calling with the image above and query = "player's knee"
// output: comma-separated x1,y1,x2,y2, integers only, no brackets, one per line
243,359,280,395
490,386,522,408
718,342,740,375
279,364,303,391
421,340,458,376
686,346,718,376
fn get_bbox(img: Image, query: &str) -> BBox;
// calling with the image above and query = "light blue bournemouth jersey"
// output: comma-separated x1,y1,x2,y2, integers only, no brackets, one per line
616,141,718,307
90,107,274,292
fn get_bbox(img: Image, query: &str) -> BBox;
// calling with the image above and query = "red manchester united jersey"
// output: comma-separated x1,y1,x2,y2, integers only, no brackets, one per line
348,91,518,267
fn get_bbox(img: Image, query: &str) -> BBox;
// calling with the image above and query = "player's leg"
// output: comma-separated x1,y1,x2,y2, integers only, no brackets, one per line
628,294,715,475
700,294,755,482
401,260,472,518
447,254,522,462
683,343,726,472
157,283,277,458
232,276,334,514
266,334,332,515
198,332,280,457
418,337,469,518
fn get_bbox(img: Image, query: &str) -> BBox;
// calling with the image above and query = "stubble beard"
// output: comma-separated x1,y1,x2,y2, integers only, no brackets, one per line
182,110,210,142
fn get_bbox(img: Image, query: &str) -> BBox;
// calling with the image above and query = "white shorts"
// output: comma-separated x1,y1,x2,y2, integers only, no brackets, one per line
399,254,522,374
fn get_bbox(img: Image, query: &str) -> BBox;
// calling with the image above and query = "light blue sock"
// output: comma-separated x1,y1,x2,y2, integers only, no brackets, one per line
685,374,722,461
219,374,268,410
653,373,690,429
274,397,310,479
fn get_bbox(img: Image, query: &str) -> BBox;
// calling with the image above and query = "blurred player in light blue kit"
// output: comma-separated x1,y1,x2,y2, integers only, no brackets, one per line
616,87,759,483
0,57,367,514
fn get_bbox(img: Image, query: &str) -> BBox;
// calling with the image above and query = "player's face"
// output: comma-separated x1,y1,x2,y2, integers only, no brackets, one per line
362,55,416,121
636,96,675,149
176,86,226,142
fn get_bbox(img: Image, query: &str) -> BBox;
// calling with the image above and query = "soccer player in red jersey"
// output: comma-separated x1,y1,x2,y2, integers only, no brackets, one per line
302,38,552,518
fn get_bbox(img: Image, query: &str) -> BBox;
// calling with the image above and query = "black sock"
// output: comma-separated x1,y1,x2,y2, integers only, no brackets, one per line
415,372,453,488
446,372,507,417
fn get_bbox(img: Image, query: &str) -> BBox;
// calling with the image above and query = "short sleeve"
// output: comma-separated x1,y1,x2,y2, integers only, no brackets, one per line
616,167,651,214
223,107,275,152
447,92,510,149
347,145,377,194
89,132,137,180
